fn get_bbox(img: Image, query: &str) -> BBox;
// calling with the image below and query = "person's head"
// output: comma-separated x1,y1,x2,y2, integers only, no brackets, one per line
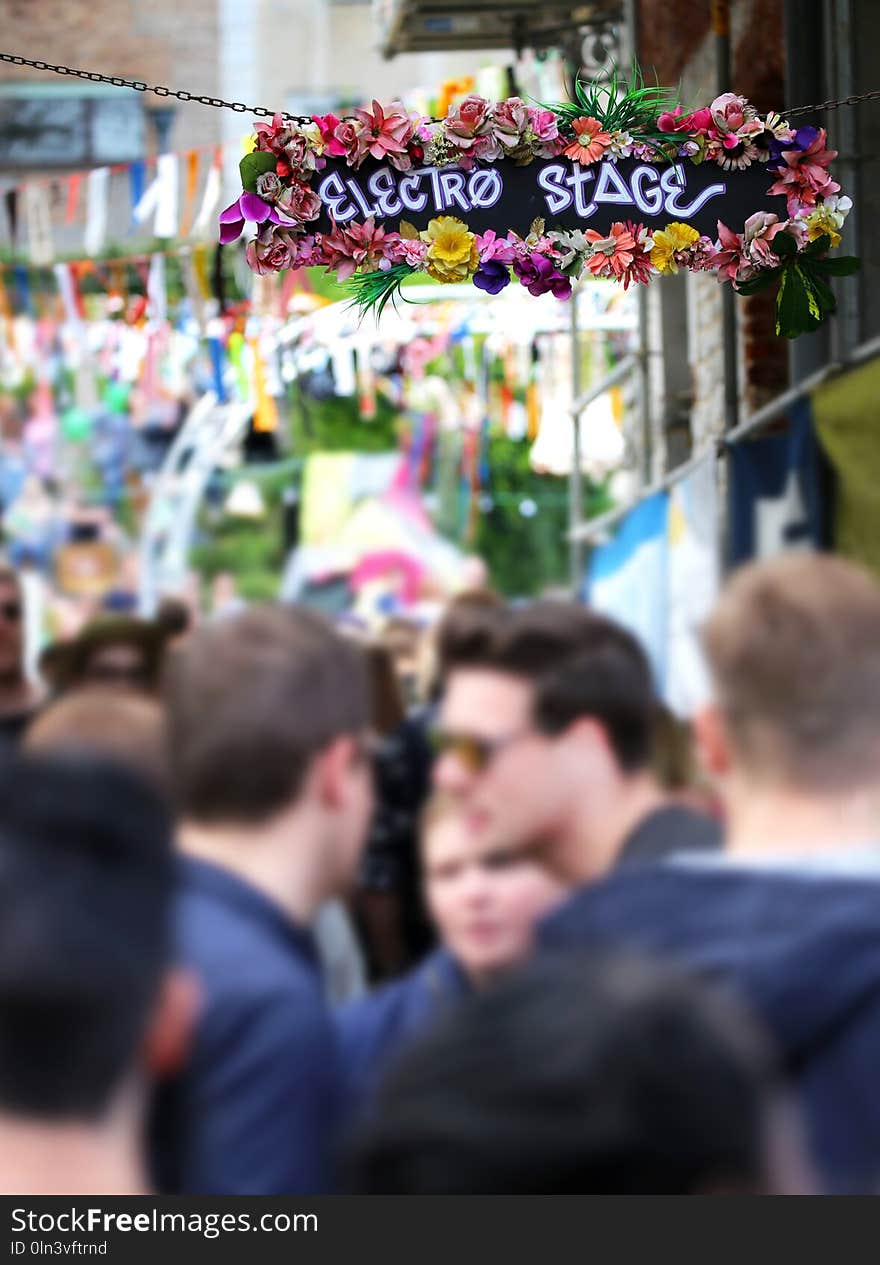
433,601,657,877
347,954,808,1194
382,616,424,705
0,753,192,1179
698,555,880,807
0,565,24,690
429,589,506,699
155,595,193,647
360,637,405,736
45,617,167,697
24,690,169,800
164,604,373,896
421,795,564,986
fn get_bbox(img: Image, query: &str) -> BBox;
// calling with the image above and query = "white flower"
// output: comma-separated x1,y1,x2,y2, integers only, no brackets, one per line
604,130,634,162
548,228,590,270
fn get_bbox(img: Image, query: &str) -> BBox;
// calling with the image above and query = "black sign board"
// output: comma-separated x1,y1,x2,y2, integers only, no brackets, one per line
312,154,788,239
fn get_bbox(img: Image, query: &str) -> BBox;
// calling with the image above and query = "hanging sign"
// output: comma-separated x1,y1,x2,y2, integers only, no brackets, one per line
309,153,786,240
221,68,858,337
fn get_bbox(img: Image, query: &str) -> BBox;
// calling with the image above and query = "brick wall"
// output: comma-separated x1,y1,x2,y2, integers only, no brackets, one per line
638,0,789,462
1,0,222,156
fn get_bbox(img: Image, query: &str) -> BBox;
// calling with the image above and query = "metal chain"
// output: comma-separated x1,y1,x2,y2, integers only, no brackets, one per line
0,51,312,123
786,87,880,118
3,49,880,124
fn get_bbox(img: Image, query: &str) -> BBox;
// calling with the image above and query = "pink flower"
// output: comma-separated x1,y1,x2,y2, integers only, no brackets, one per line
385,234,429,268
658,106,713,135
493,97,529,149
319,217,394,281
283,127,321,174
245,223,305,275
314,113,348,158
255,171,283,202
620,222,655,289
709,93,756,136
332,119,368,167
445,95,502,167
708,221,752,284
353,100,415,169
476,230,517,265
275,180,322,223
768,128,840,215
527,107,563,157
743,211,785,269
445,95,492,146
253,113,292,156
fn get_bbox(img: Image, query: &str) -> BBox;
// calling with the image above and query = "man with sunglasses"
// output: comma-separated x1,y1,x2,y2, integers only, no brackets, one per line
0,564,39,745
432,600,720,885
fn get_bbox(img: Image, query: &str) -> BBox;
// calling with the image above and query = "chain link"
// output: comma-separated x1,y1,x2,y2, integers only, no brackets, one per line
3,49,880,126
0,51,313,123
786,87,880,118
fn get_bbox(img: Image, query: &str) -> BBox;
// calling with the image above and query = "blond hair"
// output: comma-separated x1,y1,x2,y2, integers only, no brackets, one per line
702,554,880,791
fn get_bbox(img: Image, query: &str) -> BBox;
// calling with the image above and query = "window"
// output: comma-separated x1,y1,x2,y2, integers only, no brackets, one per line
0,87,145,169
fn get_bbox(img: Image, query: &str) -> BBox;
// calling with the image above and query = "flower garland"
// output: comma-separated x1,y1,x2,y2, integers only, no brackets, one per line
220,68,858,337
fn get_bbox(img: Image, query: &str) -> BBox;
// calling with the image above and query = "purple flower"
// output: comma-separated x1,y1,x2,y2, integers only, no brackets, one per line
767,124,819,169
218,192,295,244
473,260,511,294
513,252,572,299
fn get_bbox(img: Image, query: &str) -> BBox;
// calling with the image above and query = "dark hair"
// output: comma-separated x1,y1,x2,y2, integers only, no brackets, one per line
0,752,173,1119
433,591,506,689
44,617,168,695
155,596,192,640
479,602,656,771
164,603,369,824
347,954,780,1194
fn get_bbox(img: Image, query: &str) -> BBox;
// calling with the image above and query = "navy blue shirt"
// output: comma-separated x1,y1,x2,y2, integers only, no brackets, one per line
337,948,469,1112
155,857,341,1194
540,862,880,1193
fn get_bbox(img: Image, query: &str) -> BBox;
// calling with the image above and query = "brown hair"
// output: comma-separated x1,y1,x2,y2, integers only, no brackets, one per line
43,617,168,695
479,601,657,772
702,554,880,791
25,690,169,797
164,603,369,824
433,590,506,690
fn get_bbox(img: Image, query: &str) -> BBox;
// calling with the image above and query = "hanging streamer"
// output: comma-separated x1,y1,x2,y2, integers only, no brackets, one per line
251,339,279,432
180,150,200,236
23,183,54,266
180,250,206,332
53,263,81,326
129,160,146,224
84,167,110,256
12,265,33,317
207,335,228,404
191,243,210,300
4,189,18,248
65,174,82,226
133,153,179,239
191,149,222,239
146,253,167,323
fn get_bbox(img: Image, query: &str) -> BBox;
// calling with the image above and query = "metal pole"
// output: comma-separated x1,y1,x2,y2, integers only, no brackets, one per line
569,288,584,594
713,0,740,433
623,0,653,483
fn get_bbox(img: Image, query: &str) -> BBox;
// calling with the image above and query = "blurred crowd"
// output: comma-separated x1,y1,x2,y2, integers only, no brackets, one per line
1,548,880,1195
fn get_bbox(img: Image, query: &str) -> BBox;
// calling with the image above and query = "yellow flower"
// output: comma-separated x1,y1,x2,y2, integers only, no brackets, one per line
421,216,479,283
243,134,258,154
805,210,841,248
650,221,700,275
